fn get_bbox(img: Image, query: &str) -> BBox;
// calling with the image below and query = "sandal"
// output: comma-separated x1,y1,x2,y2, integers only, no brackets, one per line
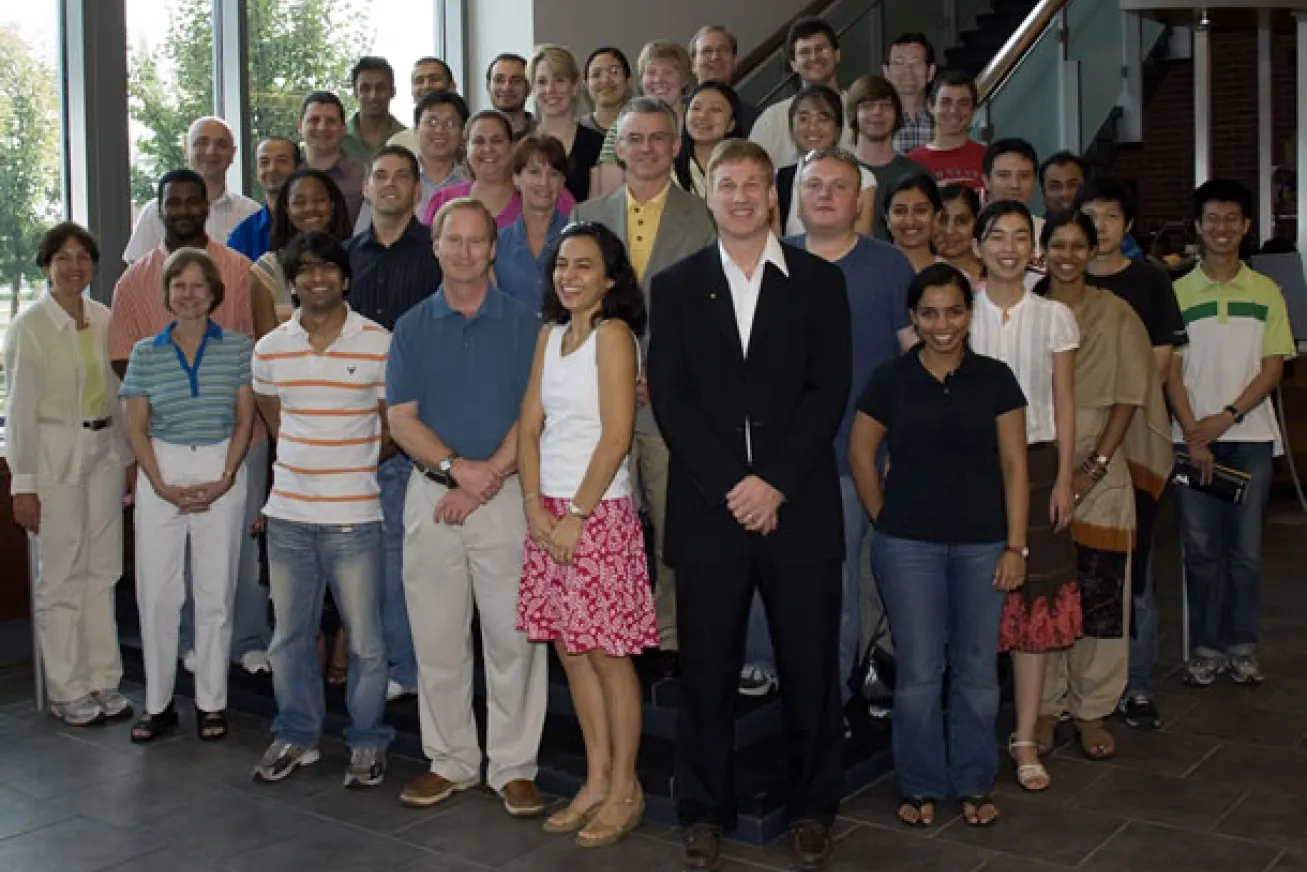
897,796,936,828
961,794,1000,827
1034,714,1059,755
543,794,607,834
575,787,645,848
1008,734,1051,792
129,703,178,744
1074,717,1115,760
196,707,228,741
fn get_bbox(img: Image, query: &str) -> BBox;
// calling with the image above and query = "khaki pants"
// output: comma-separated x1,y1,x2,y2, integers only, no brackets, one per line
1042,570,1132,721
632,429,675,650
402,472,547,790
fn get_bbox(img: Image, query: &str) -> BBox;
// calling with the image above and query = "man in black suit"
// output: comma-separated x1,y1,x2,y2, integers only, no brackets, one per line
648,140,851,871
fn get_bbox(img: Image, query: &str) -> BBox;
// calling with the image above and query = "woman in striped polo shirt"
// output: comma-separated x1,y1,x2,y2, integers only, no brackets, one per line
120,247,255,744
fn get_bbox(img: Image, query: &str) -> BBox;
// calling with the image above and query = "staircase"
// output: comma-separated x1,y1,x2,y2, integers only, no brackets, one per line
946,0,1042,76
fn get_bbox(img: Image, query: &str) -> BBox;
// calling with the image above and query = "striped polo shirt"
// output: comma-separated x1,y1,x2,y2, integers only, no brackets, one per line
252,306,390,525
119,321,253,445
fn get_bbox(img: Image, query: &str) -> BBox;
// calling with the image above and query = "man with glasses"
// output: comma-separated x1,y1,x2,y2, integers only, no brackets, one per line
573,96,717,678
688,25,759,135
486,53,535,140
749,17,853,168
882,33,937,154
847,75,928,241
389,57,458,156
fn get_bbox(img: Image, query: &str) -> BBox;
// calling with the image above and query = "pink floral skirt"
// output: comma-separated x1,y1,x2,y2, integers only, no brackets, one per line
517,495,659,657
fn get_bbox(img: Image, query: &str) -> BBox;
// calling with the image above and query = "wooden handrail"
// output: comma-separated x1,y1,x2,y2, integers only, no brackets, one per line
976,0,1072,102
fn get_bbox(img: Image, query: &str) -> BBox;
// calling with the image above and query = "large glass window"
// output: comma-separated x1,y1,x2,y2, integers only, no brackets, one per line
0,1,62,412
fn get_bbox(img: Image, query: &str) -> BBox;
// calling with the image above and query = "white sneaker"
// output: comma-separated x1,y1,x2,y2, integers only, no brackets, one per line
386,680,416,702
240,650,272,675
50,694,105,727
182,649,197,674
91,689,134,720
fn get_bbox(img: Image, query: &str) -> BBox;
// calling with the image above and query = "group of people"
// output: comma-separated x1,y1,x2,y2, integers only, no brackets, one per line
4,14,1294,872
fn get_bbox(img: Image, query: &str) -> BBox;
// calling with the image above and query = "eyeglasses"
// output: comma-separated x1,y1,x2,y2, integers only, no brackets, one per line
422,116,462,130
621,131,675,147
794,44,833,60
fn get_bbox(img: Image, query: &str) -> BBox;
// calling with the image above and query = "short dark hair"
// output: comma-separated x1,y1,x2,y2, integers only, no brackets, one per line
939,183,982,218
846,74,903,137
351,56,394,88
881,172,943,232
1040,208,1098,252
1193,178,1253,221
685,79,743,133
889,32,936,67
37,221,100,270
929,69,978,106
466,109,514,144
1038,150,1087,188
300,90,346,123
260,136,303,165
975,199,1035,241
788,83,844,138
983,137,1038,177
157,168,206,206
270,169,353,252
281,229,353,288
511,134,569,177
909,262,973,311
162,246,225,313
540,222,647,335
486,52,528,81
584,46,631,80
413,56,453,81
1073,176,1136,226
372,144,420,180
786,16,840,61
414,89,470,128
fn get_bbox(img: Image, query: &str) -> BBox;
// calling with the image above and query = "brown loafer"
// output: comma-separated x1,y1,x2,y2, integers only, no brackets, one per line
398,771,476,808
790,819,832,870
500,779,546,817
682,824,722,871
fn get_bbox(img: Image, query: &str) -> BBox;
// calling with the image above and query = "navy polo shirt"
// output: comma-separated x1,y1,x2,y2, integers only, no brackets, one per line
387,286,538,461
785,234,914,475
346,217,444,331
227,205,272,263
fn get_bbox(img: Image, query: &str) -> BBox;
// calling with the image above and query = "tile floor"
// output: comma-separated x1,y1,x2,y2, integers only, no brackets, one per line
1,504,1305,871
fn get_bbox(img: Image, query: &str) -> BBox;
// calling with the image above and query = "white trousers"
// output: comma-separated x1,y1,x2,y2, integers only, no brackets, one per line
134,439,246,714
402,472,547,790
30,427,125,704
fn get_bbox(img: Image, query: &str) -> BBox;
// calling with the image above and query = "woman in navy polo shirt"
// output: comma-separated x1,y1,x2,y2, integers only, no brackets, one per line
849,262,1028,829
121,247,255,744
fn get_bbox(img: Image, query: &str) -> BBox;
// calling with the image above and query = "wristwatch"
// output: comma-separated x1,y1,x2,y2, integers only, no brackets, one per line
1005,545,1029,558
420,453,459,488
1224,404,1246,424
566,501,590,520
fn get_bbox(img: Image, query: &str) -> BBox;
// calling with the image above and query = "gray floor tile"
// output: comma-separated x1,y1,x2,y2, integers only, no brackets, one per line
1215,791,1307,853
500,834,695,872
1,735,144,800
0,784,73,840
990,752,1110,807
1079,820,1280,872
975,855,1075,871
284,756,433,835
838,775,961,828
1052,722,1219,778
47,768,231,830
392,792,557,867
714,818,858,869
934,794,1125,866
0,815,162,872
1187,743,1307,797
129,789,319,861
222,817,430,872
1272,852,1307,871
101,847,233,872
1069,766,1245,829
1167,696,1307,748
823,823,992,871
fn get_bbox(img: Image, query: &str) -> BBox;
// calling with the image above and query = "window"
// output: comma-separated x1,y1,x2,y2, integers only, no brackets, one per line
0,1,62,414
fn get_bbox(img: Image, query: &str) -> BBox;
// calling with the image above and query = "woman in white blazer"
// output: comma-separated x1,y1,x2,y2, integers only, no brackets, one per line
4,222,133,726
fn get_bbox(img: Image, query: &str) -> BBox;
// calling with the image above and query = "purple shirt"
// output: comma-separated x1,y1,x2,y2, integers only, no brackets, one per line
421,180,576,229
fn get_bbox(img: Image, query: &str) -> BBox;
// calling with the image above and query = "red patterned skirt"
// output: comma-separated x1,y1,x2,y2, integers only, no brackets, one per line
517,495,660,657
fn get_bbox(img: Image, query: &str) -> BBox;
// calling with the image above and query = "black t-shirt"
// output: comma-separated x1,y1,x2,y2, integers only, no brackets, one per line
1089,262,1188,348
565,124,606,203
857,348,1027,544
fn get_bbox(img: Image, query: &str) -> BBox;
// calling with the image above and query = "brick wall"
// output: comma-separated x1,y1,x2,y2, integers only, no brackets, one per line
1106,27,1298,241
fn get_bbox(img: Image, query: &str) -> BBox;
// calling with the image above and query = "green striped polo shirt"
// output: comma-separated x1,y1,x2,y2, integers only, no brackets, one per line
120,320,253,445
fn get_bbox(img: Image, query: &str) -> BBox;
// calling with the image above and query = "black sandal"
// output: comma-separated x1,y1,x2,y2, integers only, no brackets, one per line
196,708,228,741
961,794,1000,827
129,703,178,744
897,796,937,828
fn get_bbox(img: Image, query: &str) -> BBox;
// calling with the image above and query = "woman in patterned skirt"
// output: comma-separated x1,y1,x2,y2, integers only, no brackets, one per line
517,221,658,847
969,201,1081,796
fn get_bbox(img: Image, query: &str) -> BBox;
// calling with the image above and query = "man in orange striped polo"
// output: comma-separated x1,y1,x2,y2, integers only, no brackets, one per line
249,230,395,789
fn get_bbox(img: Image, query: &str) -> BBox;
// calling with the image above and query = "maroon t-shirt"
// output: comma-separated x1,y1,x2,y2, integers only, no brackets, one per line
906,140,988,193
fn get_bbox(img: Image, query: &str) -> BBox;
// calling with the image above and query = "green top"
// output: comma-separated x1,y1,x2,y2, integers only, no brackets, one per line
343,112,408,163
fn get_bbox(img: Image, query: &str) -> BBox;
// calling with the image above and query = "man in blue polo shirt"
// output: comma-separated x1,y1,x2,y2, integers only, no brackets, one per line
226,137,300,263
385,198,546,817
741,147,916,701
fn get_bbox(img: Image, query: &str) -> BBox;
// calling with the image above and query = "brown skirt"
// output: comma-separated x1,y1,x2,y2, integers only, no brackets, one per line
998,442,1082,653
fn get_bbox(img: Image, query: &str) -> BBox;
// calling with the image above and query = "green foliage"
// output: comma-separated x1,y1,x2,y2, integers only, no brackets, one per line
128,0,373,203
0,26,61,301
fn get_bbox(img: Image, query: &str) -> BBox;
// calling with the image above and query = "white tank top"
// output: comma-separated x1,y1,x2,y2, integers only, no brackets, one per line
538,323,634,501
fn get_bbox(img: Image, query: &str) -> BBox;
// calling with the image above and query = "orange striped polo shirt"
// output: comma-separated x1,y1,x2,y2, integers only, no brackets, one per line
252,306,390,525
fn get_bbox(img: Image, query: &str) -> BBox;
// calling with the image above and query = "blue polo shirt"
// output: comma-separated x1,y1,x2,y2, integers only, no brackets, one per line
120,321,253,446
227,204,272,263
785,234,914,475
494,210,569,314
387,286,538,461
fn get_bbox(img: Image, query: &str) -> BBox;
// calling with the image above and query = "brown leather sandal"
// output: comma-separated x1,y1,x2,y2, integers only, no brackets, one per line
1074,717,1116,760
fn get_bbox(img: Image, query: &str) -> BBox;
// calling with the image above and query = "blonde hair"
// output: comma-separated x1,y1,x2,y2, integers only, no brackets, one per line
161,246,225,313
431,197,499,248
705,139,775,189
637,40,692,89
528,44,580,84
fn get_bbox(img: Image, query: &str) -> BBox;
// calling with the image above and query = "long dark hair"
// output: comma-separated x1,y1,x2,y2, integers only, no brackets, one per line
269,169,353,252
675,80,743,190
540,222,646,336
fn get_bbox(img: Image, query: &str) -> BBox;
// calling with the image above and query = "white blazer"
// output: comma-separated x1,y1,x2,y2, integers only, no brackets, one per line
3,292,131,494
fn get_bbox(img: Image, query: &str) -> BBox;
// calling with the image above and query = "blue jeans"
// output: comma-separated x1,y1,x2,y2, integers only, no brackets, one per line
872,534,1006,799
377,453,417,688
266,519,393,750
1173,441,1274,658
1126,489,1159,698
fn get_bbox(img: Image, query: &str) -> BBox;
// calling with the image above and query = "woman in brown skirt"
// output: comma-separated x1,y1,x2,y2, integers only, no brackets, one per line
968,201,1081,798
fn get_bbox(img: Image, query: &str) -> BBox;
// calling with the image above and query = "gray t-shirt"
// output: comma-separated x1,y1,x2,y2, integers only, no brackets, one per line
862,154,930,242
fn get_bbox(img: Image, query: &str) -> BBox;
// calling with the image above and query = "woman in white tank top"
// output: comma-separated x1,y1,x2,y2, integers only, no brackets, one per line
516,222,656,847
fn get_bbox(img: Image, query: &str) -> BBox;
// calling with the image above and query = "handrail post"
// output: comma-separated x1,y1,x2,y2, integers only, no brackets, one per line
1257,8,1273,244
1119,11,1144,144
28,536,44,714
1193,12,1212,188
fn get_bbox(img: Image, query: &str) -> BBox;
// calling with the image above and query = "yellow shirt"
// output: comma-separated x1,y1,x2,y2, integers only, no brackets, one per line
625,183,671,283
78,325,107,419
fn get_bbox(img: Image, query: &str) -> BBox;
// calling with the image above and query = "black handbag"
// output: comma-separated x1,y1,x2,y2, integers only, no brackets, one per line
1171,453,1251,504
849,613,895,718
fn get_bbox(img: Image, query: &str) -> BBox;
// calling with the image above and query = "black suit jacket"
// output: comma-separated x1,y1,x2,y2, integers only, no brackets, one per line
648,241,852,567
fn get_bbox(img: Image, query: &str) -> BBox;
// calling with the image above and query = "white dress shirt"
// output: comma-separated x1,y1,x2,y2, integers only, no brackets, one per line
123,189,261,263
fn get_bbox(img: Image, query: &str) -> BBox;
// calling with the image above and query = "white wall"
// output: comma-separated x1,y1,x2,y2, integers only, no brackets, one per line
466,0,536,111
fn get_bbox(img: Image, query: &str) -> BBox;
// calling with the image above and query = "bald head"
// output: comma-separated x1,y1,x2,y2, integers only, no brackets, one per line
185,116,237,195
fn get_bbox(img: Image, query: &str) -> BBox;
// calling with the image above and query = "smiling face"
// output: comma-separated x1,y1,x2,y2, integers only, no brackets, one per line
1045,222,1092,284
44,237,95,296
586,52,629,112
931,84,975,139
286,176,334,234
707,158,776,242
798,157,860,235
791,95,839,154
366,153,419,219
418,102,464,162
299,100,346,155
883,42,934,100
256,139,299,203
532,59,577,120
552,234,615,318
856,98,897,144
166,261,216,320
514,154,565,213
290,253,347,313
911,282,971,355
686,88,734,145
412,60,453,102
1196,200,1250,259
354,69,395,120
489,58,529,113
467,116,512,183
790,33,838,86
978,212,1034,281
887,188,937,252
434,206,496,284
641,58,687,105
693,29,737,83
615,110,679,184
1042,161,1085,213
186,119,236,187
935,197,977,259
160,180,209,245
